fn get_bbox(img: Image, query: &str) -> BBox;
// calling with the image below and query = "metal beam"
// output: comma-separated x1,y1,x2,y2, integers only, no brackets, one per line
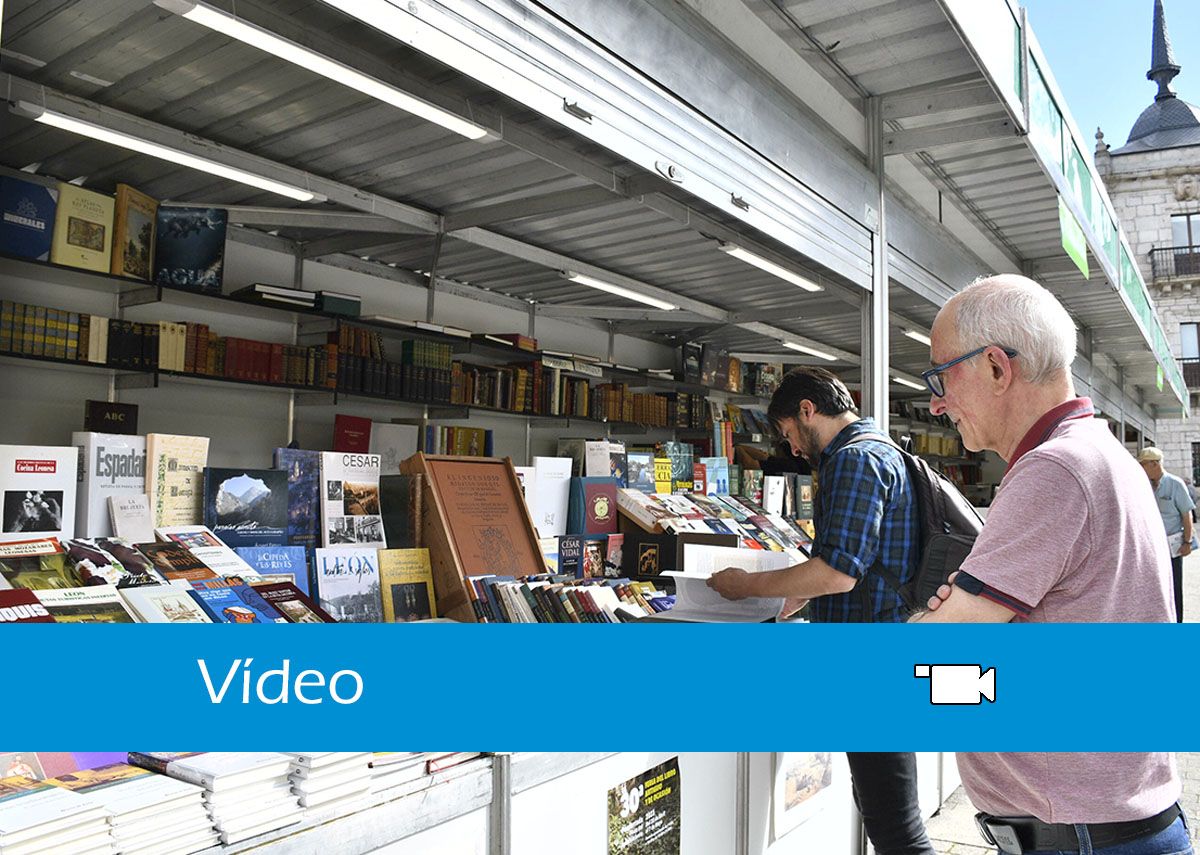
533,306,705,322
884,118,1019,156
443,186,619,231
881,82,997,121
302,233,389,258
221,206,427,233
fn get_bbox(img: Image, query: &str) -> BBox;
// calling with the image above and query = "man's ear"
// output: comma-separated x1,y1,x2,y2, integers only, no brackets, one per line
989,348,1014,392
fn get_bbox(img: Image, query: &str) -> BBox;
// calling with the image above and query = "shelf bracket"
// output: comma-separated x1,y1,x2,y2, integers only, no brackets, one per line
119,286,162,309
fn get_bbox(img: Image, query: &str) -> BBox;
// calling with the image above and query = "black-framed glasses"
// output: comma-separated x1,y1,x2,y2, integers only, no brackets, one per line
921,346,1018,398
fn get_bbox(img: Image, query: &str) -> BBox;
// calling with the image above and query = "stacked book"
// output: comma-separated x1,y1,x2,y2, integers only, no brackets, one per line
284,753,372,815
42,763,216,855
466,575,664,623
0,775,113,854
127,752,301,846
368,753,430,798
231,283,317,310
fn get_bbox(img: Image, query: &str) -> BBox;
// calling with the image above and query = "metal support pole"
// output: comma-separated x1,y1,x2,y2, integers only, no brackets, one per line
527,302,537,340
735,753,750,855
864,96,889,431
489,754,511,855
426,231,445,323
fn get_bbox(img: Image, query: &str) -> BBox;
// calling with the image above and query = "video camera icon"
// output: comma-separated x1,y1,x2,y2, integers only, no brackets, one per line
914,664,996,705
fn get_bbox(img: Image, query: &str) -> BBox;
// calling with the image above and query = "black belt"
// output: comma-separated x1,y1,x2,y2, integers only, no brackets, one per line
975,803,1182,854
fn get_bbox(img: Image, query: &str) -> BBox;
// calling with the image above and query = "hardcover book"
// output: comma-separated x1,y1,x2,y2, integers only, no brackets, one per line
137,541,218,583
0,445,78,544
273,448,321,558
83,400,138,435
0,537,80,589
145,433,209,528
379,474,423,550
33,585,137,622
0,589,56,623
529,456,572,538
319,452,386,549
71,432,146,539
62,537,163,587
557,534,582,578
110,183,157,280
234,546,309,596
581,536,606,579
153,525,256,579
312,547,383,623
680,341,703,384
119,584,214,623
49,183,113,272
377,548,436,622
369,423,419,475
0,174,57,261
188,580,288,624
332,414,372,454
153,206,227,293
251,582,336,623
201,467,288,549
566,477,619,535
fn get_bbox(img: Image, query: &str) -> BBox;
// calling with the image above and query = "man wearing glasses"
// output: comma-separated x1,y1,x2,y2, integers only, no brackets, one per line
913,275,1185,855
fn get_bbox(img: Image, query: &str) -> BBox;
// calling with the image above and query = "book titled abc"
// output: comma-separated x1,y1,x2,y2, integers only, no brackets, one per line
153,206,227,293
0,445,78,544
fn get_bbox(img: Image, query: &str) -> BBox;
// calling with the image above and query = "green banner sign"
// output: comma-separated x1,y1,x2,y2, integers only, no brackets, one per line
1157,364,1164,392
1058,197,1089,278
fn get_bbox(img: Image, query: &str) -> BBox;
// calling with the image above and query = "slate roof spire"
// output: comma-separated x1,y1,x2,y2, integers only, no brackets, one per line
1148,0,1181,101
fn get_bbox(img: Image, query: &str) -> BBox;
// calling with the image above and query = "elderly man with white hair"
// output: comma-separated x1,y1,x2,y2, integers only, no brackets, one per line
1137,445,1194,622
913,275,1186,855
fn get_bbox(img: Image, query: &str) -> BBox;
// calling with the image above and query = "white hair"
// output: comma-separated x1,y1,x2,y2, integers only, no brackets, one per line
949,274,1077,384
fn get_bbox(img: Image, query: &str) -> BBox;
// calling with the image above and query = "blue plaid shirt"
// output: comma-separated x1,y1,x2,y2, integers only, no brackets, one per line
809,418,918,623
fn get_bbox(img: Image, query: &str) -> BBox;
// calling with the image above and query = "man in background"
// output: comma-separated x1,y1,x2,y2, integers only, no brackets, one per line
1138,446,1194,622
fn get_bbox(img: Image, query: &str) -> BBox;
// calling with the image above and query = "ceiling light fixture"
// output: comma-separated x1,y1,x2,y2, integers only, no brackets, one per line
781,341,836,361
12,101,324,202
717,241,823,292
902,328,932,346
154,0,489,141
562,271,678,311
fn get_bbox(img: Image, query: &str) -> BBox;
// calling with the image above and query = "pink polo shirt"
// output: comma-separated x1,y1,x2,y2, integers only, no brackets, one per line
956,401,1178,822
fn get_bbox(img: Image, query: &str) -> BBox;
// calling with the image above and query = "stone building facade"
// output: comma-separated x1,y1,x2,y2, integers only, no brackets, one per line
1096,0,1200,484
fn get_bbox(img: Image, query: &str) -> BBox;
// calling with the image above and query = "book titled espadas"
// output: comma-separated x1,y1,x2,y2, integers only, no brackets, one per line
319,452,386,549
71,432,146,539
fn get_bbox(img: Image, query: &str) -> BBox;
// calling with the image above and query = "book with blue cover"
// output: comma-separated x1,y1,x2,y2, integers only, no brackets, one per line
188,580,288,624
202,467,288,549
273,448,321,558
153,206,227,293
234,545,310,597
0,175,57,261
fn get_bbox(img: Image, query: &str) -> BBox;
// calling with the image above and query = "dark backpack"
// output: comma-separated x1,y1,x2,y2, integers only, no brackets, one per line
842,433,984,614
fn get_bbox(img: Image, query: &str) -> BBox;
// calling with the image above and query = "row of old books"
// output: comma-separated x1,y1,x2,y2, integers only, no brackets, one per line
0,752,483,854
335,324,455,401
0,297,338,388
465,574,671,623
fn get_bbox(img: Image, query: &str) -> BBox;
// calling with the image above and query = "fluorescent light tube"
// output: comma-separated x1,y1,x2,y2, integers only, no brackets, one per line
902,328,932,346
16,101,323,203
564,272,678,311
718,242,822,292
892,376,925,391
155,0,489,141
781,341,836,361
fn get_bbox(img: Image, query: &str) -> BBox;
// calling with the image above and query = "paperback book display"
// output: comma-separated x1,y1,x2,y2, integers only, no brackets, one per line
319,452,386,548
0,445,78,544
145,434,209,529
72,432,146,539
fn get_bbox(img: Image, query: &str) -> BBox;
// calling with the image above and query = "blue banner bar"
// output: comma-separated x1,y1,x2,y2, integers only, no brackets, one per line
8,623,1189,751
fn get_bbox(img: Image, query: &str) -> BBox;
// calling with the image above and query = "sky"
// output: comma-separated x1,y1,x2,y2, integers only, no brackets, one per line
1020,0,1200,148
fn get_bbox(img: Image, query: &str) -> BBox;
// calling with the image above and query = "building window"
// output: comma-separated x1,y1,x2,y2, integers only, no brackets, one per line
1183,323,1200,359
1172,214,1200,276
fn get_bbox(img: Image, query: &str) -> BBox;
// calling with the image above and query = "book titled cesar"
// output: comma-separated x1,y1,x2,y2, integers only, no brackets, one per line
319,452,385,549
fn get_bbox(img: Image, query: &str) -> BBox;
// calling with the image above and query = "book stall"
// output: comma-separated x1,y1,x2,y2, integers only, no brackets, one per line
0,751,961,854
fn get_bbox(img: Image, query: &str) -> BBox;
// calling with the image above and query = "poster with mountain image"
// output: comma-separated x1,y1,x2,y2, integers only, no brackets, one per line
202,468,287,549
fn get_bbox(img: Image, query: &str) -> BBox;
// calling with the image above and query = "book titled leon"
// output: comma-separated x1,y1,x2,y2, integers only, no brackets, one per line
319,452,386,549
201,467,287,549
313,547,383,623
146,433,209,528
0,444,78,544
